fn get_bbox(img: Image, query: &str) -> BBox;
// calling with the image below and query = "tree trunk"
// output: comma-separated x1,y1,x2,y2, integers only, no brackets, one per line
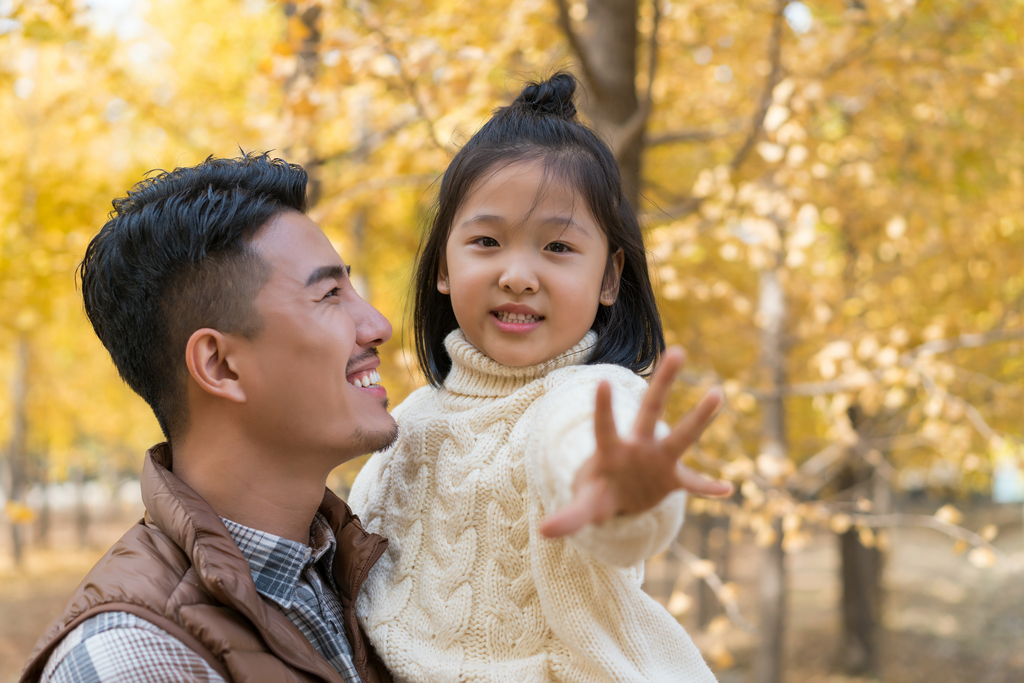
837,409,887,676
754,266,788,683
839,521,880,674
348,95,372,300
73,467,90,549
283,1,324,205
696,512,729,628
36,452,50,547
557,0,647,207
756,519,786,683
7,335,30,565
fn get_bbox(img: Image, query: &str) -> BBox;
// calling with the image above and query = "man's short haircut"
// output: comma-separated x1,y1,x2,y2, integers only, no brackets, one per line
80,152,308,440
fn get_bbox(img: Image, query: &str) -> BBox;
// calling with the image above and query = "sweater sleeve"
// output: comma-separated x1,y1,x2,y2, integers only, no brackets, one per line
528,367,687,568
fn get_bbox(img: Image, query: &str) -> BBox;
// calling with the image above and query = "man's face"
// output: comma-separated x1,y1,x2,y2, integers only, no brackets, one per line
236,211,396,462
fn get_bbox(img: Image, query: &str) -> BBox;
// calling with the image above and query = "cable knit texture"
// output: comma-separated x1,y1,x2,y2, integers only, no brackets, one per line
349,330,717,683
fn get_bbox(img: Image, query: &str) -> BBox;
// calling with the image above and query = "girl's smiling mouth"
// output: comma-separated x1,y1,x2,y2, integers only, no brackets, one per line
491,304,545,334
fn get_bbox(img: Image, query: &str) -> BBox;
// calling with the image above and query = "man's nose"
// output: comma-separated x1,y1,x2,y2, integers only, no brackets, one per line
498,256,539,294
353,294,393,349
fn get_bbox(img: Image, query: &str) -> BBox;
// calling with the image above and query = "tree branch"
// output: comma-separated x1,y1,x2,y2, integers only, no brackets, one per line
345,0,446,151
906,327,1024,360
644,0,660,107
606,0,661,160
916,370,1003,443
671,543,758,633
645,119,745,147
796,442,846,480
311,118,414,166
308,173,438,223
639,196,703,224
729,0,785,171
380,43,446,151
553,0,600,92
850,513,1022,572
754,326,1024,398
814,14,909,80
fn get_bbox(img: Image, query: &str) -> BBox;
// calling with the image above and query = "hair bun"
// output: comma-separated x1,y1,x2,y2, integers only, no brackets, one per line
514,72,578,119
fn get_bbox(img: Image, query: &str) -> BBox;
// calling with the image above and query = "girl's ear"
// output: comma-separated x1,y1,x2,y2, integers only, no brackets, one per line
436,254,451,295
600,248,625,306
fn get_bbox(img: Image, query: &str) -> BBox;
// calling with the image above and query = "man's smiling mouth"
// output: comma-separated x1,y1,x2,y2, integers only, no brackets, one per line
348,369,382,388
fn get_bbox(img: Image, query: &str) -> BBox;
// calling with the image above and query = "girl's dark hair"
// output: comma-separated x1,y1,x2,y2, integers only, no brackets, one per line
413,72,665,385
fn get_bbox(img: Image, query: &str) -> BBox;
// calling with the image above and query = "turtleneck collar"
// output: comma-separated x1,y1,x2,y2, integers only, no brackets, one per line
442,329,598,398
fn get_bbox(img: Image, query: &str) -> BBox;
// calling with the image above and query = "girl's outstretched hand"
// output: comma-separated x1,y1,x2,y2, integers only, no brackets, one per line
539,347,733,539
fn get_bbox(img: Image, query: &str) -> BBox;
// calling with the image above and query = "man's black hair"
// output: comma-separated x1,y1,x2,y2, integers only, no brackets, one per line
79,152,308,439
413,72,665,385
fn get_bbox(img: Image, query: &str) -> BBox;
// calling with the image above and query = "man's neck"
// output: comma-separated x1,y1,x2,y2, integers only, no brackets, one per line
171,427,331,545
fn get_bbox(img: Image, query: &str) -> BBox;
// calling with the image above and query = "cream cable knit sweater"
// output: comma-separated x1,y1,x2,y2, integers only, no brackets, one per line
349,331,716,683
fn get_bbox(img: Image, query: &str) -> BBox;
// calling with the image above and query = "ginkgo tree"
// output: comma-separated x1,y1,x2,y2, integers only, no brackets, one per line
2,0,1022,681
0,0,287,557
260,1,1024,680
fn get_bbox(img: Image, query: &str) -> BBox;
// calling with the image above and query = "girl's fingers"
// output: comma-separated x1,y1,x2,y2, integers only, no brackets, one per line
634,347,686,438
539,482,609,538
593,381,619,455
661,387,723,457
674,463,734,498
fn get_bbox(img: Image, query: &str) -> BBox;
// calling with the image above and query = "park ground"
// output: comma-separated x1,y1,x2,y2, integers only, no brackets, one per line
2,502,1022,683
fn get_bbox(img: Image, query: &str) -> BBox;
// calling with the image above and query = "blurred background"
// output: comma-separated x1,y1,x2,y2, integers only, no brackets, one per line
1,0,1023,681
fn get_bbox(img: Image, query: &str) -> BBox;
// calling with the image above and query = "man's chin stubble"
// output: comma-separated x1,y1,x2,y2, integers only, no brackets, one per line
352,406,398,455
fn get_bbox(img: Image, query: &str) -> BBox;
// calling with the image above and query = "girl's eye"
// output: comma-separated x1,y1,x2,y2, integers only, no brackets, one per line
546,242,571,253
475,236,499,247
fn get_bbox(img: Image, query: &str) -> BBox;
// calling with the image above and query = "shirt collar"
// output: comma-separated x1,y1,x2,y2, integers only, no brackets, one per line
221,513,338,609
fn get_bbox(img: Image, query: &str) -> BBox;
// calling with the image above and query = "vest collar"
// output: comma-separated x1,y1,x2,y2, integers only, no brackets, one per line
141,443,387,682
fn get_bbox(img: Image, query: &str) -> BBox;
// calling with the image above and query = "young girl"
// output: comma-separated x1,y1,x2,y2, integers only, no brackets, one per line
349,73,730,683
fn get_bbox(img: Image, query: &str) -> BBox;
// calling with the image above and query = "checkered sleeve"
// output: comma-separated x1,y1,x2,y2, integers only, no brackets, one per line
40,612,225,683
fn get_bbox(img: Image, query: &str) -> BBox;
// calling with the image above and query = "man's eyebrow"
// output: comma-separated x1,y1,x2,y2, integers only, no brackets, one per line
305,264,350,287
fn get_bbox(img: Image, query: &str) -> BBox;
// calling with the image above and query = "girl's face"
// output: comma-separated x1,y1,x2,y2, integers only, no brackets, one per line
439,159,623,367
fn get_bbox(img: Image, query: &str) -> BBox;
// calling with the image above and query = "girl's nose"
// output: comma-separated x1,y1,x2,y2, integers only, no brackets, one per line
498,259,539,294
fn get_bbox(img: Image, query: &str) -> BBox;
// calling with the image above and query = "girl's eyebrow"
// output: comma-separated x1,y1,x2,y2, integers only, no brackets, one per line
458,214,504,229
459,214,595,239
541,216,597,239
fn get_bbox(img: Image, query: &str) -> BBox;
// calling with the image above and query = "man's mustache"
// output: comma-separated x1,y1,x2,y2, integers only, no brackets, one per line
346,347,380,373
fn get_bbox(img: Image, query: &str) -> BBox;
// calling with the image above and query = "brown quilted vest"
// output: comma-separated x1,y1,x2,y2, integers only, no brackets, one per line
20,443,392,683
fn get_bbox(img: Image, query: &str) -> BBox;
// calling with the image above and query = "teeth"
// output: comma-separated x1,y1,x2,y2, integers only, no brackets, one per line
351,370,382,388
496,311,540,323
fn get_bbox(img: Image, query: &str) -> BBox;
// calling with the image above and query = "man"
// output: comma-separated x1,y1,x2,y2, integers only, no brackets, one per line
21,153,396,683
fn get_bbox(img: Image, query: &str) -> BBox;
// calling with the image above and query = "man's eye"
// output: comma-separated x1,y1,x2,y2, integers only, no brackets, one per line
323,287,340,300
547,242,571,253
475,237,499,247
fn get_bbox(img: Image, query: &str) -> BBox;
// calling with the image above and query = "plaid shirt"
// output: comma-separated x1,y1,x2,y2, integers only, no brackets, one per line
40,514,362,683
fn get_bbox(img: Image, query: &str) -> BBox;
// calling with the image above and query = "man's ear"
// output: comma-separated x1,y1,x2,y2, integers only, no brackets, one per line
185,328,247,404
436,254,451,295
600,248,625,306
